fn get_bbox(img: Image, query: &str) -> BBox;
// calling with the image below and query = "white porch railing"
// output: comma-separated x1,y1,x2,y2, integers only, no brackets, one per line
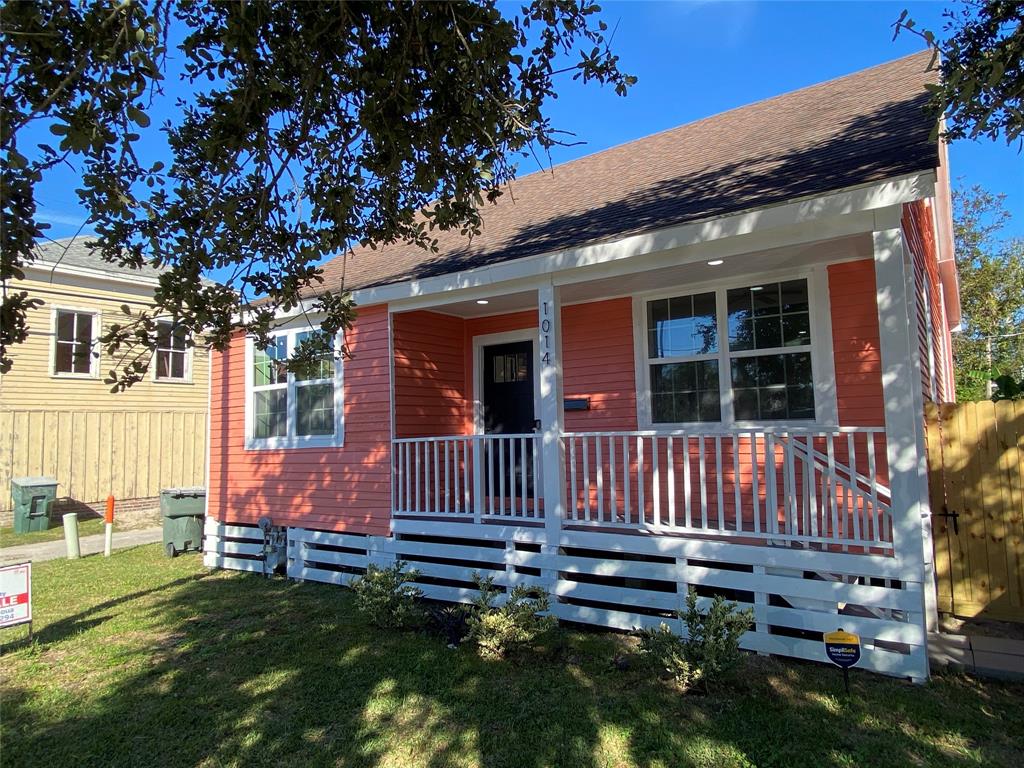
393,434,541,520
564,428,892,551
393,427,894,552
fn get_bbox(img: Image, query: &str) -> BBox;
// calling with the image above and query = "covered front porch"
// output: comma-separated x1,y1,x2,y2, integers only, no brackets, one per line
388,224,903,557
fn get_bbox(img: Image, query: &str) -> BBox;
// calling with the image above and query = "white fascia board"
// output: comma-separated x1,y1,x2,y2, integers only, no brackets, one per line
356,171,936,309
24,261,163,288
236,297,328,328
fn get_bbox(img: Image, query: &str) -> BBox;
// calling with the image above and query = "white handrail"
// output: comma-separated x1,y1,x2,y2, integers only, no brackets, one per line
392,426,894,552
561,427,893,551
393,433,541,520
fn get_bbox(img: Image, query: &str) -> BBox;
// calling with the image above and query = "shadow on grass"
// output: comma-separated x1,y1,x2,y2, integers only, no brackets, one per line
4,570,1023,768
33,573,212,646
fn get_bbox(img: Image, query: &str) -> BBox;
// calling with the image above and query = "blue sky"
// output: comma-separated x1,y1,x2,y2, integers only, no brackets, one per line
33,0,1023,245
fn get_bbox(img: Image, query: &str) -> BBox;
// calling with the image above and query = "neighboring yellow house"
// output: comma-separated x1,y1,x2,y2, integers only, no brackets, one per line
0,236,208,523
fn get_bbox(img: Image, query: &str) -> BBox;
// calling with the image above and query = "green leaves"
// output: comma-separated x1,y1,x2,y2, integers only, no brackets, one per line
127,105,150,128
893,2,1023,145
3,0,633,386
952,184,1024,401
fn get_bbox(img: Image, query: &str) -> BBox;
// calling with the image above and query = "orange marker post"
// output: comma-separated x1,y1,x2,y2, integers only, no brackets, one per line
104,495,115,557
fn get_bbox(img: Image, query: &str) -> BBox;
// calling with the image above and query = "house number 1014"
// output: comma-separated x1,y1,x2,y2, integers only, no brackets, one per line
541,301,553,365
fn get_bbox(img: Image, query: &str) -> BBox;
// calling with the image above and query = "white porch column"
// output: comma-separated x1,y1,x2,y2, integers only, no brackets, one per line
872,206,934,683
537,280,566,573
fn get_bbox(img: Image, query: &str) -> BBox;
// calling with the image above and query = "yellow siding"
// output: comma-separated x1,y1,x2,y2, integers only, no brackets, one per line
1,271,209,411
0,409,207,509
1,269,209,511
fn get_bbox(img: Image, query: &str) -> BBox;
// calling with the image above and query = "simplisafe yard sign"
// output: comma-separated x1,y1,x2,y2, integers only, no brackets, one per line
0,562,32,635
824,628,861,693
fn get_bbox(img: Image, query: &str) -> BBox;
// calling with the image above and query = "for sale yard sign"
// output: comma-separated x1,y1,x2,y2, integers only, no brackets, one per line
0,562,32,630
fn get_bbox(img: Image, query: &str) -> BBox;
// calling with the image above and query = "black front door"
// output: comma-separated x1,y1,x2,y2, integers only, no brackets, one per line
482,341,535,511
482,341,534,434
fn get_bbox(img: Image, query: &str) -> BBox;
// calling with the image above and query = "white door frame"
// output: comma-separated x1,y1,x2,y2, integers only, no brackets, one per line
471,328,541,435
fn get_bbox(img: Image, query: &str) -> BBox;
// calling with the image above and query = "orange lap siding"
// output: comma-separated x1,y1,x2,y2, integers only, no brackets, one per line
207,304,392,535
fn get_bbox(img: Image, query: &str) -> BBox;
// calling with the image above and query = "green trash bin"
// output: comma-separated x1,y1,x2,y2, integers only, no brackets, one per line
11,477,58,534
160,487,205,558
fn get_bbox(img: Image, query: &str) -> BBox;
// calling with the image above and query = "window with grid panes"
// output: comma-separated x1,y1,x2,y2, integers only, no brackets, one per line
53,310,96,376
643,278,816,424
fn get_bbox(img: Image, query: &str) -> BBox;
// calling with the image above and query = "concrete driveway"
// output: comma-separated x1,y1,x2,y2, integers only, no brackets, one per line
0,527,163,565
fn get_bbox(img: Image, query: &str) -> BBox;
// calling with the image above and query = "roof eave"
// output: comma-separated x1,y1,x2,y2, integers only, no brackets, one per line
348,169,937,309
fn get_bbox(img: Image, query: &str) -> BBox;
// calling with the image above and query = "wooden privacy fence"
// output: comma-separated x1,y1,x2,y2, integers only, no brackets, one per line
0,409,207,511
925,400,1024,622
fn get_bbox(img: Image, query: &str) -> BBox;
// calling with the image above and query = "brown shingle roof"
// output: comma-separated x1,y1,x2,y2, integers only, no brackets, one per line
319,51,939,294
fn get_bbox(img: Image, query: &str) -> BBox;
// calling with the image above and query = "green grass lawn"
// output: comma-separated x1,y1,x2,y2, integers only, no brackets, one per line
0,517,106,548
2,545,1022,768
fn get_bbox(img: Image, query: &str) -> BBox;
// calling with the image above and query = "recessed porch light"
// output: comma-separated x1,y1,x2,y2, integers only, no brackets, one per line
750,286,764,291
707,259,724,266
476,299,489,305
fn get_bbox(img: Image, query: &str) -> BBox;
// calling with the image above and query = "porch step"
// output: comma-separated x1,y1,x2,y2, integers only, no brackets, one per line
929,632,1024,680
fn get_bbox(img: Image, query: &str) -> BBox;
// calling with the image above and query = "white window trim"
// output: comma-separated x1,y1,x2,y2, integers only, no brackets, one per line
49,306,101,379
632,265,838,430
150,318,195,385
244,328,345,451
922,279,938,402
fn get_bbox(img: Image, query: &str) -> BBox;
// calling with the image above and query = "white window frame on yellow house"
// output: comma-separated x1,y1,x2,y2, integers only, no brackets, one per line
49,306,101,379
150,317,194,385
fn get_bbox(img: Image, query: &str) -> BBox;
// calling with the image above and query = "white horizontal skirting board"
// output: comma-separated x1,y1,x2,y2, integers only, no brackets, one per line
203,520,287,574
391,519,914,581
288,564,358,587
556,603,921,678
289,527,372,549
295,548,369,571
385,538,508,564
208,523,929,680
417,582,484,604
203,518,264,541
202,553,267,573
203,536,265,558
560,528,915,582
555,580,682,612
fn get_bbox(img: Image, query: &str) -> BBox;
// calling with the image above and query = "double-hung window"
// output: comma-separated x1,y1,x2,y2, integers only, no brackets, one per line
52,309,98,377
247,329,343,449
154,320,191,382
642,276,822,426
726,280,815,421
646,292,721,423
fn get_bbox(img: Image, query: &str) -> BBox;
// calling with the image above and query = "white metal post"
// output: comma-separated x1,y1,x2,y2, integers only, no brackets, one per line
537,281,566,588
873,207,932,682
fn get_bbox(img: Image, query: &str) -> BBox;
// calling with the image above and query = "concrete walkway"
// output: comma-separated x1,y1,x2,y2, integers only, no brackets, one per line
0,527,163,565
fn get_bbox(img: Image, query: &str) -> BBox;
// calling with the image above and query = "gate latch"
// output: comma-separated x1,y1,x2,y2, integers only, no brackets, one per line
934,505,960,535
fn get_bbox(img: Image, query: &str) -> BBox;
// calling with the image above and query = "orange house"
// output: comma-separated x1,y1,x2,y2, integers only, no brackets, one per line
205,52,959,682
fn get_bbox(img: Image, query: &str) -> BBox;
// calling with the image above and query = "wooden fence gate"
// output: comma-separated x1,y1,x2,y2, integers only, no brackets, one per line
924,400,1024,622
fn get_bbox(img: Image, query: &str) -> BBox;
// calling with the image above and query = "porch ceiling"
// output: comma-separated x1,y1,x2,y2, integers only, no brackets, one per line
416,232,872,318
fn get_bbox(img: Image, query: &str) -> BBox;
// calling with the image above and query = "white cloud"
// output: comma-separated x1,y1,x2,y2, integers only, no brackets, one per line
36,209,90,227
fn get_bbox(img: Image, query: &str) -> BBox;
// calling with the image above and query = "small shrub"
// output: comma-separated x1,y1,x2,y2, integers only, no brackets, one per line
350,561,423,629
635,623,698,691
427,603,469,647
465,573,557,658
681,588,753,686
634,588,752,692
